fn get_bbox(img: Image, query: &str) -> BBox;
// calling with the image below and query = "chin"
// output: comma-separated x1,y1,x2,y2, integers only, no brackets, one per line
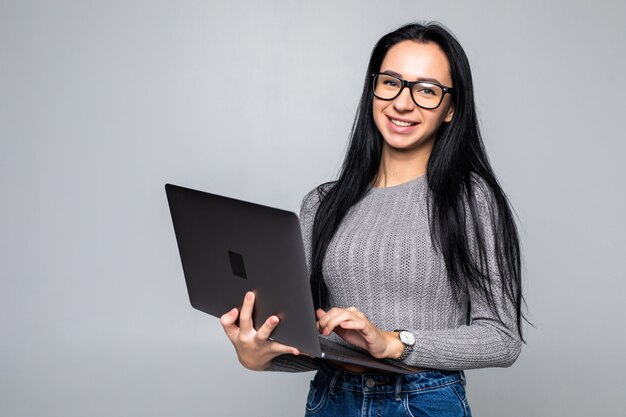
382,135,433,153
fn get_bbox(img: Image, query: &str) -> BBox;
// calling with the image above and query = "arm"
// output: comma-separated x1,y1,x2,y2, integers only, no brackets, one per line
398,185,522,370
315,298,520,371
401,287,521,370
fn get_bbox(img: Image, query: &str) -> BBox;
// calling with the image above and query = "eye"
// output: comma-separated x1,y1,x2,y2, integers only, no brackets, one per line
383,79,399,87
415,83,440,96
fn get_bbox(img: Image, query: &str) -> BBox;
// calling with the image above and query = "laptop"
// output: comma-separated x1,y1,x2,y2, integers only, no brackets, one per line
165,183,414,374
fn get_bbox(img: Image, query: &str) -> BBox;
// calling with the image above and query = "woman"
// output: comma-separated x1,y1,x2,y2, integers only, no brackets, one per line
220,22,527,416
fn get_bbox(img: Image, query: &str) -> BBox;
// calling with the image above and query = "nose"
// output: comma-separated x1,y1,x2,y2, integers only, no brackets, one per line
392,86,415,112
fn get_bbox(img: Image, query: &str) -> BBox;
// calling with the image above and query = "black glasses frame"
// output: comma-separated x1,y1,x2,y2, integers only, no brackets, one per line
371,73,454,110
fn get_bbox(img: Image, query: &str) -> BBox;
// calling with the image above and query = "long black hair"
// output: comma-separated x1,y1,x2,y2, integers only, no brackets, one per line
309,22,528,341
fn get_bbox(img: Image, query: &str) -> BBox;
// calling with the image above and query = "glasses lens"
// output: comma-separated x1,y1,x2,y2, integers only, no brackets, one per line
373,74,402,100
411,82,443,109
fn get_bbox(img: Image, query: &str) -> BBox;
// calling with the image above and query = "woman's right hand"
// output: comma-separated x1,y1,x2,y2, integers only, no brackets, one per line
220,291,300,371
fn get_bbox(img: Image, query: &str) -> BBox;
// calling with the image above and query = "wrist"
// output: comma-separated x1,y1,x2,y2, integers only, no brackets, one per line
384,331,405,359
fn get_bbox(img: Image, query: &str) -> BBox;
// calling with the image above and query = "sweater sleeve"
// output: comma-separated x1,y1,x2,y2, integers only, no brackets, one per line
398,184,522,370
264,185,329,372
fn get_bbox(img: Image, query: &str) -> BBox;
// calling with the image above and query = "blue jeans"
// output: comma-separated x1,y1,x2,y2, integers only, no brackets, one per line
304,360,472,417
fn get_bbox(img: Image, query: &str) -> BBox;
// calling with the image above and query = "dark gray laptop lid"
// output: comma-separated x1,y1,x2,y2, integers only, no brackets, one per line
165,183,322,357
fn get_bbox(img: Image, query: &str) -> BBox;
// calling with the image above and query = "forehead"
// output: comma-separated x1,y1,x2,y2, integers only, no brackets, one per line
379,40,452,85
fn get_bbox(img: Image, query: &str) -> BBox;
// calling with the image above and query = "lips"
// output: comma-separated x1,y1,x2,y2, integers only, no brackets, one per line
387,115,418,127
385,114,419,133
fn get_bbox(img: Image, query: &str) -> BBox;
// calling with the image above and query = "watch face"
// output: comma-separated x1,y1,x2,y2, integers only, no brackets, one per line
399,331,415,346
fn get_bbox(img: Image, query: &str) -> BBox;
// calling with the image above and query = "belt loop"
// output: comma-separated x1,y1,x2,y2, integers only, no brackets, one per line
394,375,403,401
459,370,466,386
329,368,340,396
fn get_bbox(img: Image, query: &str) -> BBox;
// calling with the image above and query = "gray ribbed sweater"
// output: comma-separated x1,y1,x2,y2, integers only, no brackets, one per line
267,175,521,372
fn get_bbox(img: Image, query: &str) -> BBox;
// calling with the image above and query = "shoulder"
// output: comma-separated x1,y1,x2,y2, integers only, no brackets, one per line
463,174,503,242
465,174,519,247
468,174,498,217
300,181,336,215
469,174,494,202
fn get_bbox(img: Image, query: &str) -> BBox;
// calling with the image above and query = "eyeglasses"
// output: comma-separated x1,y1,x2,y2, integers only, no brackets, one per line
371,73,454,110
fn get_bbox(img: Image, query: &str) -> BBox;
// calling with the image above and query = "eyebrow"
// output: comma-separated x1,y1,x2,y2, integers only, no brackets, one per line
381,69,443,84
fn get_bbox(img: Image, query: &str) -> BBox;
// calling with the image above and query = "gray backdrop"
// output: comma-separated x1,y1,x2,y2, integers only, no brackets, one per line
1,0,625,416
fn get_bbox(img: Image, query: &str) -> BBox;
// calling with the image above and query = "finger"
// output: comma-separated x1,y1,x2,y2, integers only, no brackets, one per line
317,307,343,329
256,315,280,341
316,309,327,332
346,306,366,319
339,320,366,330
238,291,255,333
340,320,379,342
220,308,240,340
321,312,357,336
269,340,300,356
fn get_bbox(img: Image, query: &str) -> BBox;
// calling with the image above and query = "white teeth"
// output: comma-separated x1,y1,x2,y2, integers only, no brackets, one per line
390,118,416,127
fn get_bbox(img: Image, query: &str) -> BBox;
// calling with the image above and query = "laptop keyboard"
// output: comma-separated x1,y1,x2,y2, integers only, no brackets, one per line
318,336,413,370
319,336,373,359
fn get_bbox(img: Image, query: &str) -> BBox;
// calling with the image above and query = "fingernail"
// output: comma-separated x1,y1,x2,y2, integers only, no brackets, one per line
246,292,253,300
270,316,278,325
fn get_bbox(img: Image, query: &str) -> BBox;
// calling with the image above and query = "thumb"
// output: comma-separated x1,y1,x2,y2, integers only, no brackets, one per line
271,341,300,356
220,308,240,340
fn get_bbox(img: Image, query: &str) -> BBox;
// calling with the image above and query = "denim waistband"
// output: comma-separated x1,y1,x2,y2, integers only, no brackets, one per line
314,360,465,400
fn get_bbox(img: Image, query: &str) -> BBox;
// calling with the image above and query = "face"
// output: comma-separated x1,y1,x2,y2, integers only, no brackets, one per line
372,40,455,154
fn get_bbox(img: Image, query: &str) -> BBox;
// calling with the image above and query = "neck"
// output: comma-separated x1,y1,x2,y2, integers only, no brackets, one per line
374,141,433,188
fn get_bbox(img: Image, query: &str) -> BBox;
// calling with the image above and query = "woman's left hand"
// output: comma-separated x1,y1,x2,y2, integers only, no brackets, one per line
316,307,402,359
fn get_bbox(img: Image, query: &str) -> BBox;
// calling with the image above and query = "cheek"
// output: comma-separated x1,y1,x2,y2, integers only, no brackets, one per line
426,109,449,130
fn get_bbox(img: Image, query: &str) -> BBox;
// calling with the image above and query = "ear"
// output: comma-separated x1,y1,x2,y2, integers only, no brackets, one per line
443,103,455,123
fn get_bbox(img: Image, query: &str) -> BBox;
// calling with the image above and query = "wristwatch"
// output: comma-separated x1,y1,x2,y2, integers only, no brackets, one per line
394,330,415,361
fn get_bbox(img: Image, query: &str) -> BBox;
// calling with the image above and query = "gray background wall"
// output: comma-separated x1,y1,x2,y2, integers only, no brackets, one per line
1,0,625,416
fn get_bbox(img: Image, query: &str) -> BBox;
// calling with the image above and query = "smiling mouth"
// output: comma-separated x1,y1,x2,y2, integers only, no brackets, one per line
387,116,418,127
